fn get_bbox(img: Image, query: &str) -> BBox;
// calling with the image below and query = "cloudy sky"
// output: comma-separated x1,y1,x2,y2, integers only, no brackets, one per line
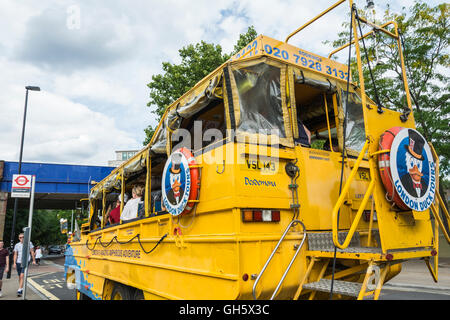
0,0,441,166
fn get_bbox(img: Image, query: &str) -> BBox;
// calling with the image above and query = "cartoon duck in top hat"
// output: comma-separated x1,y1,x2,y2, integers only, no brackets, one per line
167,153,184,205
400,129,428,198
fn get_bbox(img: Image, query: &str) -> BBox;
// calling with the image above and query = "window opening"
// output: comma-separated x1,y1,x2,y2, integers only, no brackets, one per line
172,99,227,153
233,63,286,138
294,81,338,152
149,156,169,217
342,90,366,153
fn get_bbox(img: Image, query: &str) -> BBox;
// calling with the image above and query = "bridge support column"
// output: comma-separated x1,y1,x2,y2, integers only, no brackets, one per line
0,192,7,241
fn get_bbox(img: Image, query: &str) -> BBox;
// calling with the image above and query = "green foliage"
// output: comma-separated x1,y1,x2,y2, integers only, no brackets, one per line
147,41,228,120
143,125,155,146
143,26,258,145
232,25,258,55
3,209,75,247
330,1,449,176
311,139,326,150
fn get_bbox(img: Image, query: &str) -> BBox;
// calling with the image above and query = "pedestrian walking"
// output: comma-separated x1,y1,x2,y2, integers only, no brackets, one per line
0,240,9,298
35,246,42,265
13,233,36,297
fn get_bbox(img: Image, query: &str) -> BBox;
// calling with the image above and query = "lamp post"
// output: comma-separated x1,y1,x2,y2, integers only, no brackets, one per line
7,86,40,279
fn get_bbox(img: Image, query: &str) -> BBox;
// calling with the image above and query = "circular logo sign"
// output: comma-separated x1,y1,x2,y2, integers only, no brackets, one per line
14,175,29,186
161,150,191,216
390,128,436,211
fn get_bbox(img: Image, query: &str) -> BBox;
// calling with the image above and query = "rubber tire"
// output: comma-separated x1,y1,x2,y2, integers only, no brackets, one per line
77,290,90,300
111,284,133,300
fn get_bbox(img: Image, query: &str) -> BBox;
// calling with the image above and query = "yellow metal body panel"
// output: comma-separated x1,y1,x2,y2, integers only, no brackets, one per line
363,106,434,251
65,1,442,299
231,35,350,83
68,143,306,300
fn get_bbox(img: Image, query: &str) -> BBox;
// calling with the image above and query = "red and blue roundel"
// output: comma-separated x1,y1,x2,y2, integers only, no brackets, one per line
390,128,436,211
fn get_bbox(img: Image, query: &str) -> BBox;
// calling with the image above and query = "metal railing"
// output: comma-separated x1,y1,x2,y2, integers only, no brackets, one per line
429,143,450,244
331,139,372,249
252,219,307,300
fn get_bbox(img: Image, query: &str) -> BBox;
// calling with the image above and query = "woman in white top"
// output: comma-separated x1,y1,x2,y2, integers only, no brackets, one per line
35,246,42,265
121,184,145,221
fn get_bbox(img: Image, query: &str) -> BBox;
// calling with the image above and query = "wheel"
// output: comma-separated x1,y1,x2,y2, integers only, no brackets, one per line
77,290,90,300
111,284,133,300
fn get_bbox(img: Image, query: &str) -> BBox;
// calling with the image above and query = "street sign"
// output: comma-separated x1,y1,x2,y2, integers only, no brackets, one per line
21,227,31,266
11,174,32,198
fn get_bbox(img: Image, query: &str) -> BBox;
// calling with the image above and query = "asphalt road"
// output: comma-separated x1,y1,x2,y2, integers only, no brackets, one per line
30,256,450,301
27,255,76,300
381,290,450,300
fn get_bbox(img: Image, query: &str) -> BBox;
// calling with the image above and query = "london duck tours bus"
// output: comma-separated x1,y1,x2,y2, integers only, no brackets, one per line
65,0,449,300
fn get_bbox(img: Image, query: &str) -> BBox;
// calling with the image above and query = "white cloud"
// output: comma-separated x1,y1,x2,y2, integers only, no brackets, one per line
0,0,442,166
23,91,137,165
52,73,134,106
0,58,137,165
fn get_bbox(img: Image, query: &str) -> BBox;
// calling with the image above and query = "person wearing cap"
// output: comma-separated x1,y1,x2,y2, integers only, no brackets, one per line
108,193,128,225
121,184,145,221
400,129,428,198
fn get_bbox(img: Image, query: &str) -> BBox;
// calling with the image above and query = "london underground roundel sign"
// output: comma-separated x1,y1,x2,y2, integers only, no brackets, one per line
390,128,436,211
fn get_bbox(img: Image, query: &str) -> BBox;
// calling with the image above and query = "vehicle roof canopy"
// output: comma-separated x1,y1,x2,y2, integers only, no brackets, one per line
90,35,352,200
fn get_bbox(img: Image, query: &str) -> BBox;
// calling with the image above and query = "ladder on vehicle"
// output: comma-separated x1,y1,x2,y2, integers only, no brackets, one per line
295,231,389,300
294,140,449,300
252,219,307,300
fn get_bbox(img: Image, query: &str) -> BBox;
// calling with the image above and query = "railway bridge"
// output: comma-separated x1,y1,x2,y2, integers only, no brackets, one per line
0,160,114,239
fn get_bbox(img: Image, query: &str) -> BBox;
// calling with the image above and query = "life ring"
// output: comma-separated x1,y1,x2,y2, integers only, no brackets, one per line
179,147,200,215
378,127,409,210
378,127,436,212
161,147,200,216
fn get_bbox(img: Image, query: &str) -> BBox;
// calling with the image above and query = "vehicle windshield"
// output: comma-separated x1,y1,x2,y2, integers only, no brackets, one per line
342,90,366,152
233,62,286,138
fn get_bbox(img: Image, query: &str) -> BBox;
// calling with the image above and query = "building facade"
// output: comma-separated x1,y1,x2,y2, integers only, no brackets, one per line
108,150,139,167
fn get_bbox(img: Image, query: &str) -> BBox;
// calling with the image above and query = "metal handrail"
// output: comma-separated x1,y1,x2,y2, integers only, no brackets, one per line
328,21,398,59
428,142,450,244
252,219,307,300
331,140,369,249
335,180,375,249
431,193,450,244
285,0,346,43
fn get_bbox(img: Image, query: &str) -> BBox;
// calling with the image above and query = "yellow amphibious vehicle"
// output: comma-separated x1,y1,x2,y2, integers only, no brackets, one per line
65,0,450,300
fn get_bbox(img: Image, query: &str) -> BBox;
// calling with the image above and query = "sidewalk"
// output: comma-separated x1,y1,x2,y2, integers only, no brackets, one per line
1,257,449,300
0,257,64,300
383,257,450,294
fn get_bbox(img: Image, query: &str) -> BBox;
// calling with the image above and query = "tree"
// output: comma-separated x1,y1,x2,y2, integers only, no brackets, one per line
231,25,258,55
143,26,258,145
4,209,74,247
330,2,449,178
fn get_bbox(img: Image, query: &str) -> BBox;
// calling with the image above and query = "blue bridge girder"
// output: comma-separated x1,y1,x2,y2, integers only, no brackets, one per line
0,160,114,210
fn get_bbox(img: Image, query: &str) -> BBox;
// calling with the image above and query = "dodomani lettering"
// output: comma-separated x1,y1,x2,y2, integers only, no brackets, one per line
244,177,276,187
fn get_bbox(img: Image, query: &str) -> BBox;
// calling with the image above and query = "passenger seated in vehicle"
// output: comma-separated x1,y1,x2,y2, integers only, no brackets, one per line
107,193,128,225
137,190,146,218
295,118,311,147
151,190,162,214
121,184,145,221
